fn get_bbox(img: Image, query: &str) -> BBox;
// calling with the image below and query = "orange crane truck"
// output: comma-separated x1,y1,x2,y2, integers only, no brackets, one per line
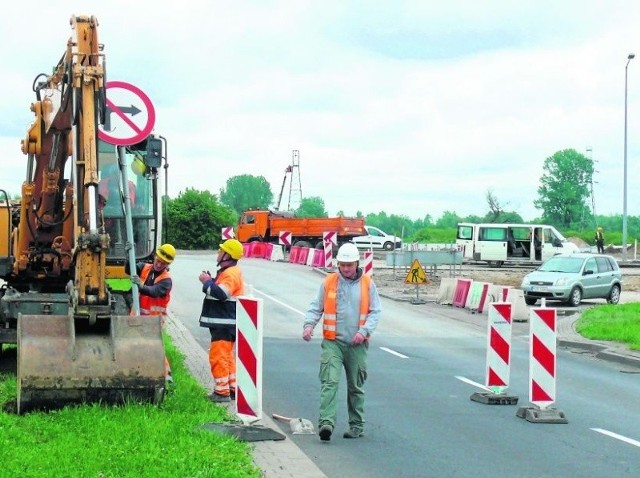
236,210,366,249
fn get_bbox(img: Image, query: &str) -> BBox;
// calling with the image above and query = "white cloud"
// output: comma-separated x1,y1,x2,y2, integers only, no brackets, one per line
2,1,640,223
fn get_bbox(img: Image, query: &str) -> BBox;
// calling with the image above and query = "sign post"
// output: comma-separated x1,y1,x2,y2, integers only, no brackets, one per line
404,259,429,304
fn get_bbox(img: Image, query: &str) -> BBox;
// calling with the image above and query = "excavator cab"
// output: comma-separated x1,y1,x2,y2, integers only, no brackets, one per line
0,15,168,414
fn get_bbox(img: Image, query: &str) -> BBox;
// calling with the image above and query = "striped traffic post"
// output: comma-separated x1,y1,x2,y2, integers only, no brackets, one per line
323,231,337,269
235,296,264,422
516,307,568,423
470,303,518,405
363,251,373,276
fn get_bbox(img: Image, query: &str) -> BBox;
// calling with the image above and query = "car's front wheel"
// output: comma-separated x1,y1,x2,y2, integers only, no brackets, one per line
525,297,537,306
567,287,582,307
607,284,621,304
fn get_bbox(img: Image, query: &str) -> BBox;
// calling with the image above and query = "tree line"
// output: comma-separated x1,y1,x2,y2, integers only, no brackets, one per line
164,148,640,249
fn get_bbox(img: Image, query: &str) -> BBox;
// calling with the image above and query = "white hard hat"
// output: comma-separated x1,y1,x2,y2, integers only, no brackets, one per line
336,243,360,262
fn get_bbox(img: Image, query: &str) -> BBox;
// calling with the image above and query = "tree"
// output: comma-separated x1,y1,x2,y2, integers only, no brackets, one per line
219,175,273,215
296,197,327,217
435,210,462,229
485,189,505,221
534,149,594,228
166,188,236,249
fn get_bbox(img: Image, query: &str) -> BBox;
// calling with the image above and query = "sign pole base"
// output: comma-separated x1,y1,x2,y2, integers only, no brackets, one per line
516,405,568,423
470,391,519,405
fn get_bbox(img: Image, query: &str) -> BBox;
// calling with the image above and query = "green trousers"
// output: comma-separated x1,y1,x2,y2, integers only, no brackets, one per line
318,339,368,431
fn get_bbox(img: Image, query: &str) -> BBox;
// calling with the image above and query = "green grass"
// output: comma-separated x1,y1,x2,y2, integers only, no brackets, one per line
0,338,260,478
576,303,640,351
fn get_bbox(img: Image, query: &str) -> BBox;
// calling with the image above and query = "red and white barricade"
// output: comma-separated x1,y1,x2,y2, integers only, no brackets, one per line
363,251,373,276
516,306,567,423
452,278,473,308
470,303,519,404
235,296,263,421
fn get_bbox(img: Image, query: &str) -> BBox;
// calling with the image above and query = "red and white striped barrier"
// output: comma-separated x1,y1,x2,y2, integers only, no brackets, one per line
363,251,373,276
529,307,556,408
471,303,519,405
486,303,512,394
516,306,567,423
323,240,333,268
235,296,263,421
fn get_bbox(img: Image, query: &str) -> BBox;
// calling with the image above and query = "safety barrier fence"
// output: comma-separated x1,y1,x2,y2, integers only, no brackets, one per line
239,241,374,273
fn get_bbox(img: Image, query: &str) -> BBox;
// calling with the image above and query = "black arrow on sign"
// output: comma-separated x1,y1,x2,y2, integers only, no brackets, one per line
102,104,143,132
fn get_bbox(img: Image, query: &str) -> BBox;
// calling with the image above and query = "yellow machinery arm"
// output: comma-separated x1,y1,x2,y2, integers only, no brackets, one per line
0,15,165,413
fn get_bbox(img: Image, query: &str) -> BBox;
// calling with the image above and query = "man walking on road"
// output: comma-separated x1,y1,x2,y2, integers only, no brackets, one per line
302,243,382,442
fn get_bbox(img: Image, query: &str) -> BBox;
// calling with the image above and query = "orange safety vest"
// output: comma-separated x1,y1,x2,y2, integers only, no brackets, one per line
138,263,171,316
322,273,371,340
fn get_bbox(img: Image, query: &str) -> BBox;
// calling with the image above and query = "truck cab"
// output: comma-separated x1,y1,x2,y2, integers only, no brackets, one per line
352,225,402,251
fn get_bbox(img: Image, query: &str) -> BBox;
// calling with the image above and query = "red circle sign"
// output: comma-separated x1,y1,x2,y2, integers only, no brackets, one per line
98,80,156,146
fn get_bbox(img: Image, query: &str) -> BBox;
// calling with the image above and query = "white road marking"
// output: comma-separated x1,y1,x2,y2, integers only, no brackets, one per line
455,375,492,392
380,347,408,358
252,288,305,316
591,428,640,448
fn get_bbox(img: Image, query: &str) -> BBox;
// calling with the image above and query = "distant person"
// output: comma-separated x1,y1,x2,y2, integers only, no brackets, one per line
302,242,382,442
198,239,245,402
595,227,605,254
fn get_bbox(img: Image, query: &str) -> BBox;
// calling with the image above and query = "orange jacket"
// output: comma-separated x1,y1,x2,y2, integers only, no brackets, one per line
139,263,171,316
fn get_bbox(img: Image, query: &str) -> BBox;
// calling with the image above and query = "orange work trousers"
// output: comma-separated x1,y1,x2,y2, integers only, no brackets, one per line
209,339,236,396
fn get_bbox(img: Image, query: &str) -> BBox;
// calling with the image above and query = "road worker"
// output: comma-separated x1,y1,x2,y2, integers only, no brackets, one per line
595,227,605,254
198,239,245,402
302,242,382,441
127,243,176,383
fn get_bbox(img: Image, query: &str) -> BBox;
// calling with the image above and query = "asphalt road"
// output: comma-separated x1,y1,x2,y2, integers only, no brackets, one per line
169,254,640,478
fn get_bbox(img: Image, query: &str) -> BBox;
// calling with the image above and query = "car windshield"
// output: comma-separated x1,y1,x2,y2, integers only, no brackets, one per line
538,256,584,273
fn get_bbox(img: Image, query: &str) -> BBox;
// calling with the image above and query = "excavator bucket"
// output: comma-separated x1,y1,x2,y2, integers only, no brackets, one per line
17,313,165,414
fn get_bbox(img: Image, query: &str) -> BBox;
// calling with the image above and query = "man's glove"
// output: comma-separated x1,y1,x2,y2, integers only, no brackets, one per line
132,276,143,287
352,332,366,345
302,326,314,342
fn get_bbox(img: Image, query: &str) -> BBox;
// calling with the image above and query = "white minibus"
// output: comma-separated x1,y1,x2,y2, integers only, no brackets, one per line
456,223,579,265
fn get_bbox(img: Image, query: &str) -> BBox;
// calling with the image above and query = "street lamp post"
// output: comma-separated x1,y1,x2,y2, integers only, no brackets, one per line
623,53,635,261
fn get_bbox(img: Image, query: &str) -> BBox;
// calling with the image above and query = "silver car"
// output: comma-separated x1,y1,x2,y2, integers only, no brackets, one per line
521,253,622,306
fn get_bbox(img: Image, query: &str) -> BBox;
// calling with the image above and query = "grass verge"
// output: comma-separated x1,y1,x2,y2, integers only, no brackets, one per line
576,302,640,351
0,337,260,478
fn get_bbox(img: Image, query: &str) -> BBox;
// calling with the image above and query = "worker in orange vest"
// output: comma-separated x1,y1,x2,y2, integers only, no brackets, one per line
303,242,382,441
128,243,176,383
198,239,245,402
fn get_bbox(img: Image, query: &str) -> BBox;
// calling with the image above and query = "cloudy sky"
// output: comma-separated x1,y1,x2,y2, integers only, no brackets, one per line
2,1,640,222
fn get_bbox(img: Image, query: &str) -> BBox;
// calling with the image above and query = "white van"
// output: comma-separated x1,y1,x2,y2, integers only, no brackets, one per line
456,223,579,265
352,226,402,251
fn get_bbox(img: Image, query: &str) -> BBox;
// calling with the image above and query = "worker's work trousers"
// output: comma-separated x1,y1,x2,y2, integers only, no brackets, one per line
318,339,368,431
209,339,236,396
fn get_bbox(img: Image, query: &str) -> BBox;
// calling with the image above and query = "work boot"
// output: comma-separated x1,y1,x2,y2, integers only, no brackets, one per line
319,424,333,441
343,428,364,439
209,392,230,403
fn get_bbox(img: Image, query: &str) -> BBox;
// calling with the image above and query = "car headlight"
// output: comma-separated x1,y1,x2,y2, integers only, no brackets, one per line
521,277,530,286
555,278,569,286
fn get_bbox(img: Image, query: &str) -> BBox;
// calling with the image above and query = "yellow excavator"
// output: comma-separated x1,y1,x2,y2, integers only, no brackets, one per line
0,15,168,413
